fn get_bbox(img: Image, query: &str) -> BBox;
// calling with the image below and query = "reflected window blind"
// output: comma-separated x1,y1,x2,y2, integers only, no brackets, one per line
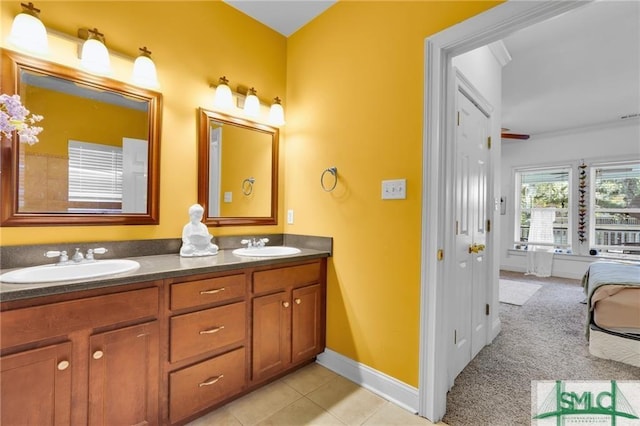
68,140,122,202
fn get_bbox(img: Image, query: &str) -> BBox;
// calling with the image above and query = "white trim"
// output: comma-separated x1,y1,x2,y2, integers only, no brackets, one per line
419,0,592,422
316,349,419,413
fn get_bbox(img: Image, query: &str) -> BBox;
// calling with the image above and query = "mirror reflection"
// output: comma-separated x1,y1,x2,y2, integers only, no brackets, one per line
1,49,162,226
198,108,278,226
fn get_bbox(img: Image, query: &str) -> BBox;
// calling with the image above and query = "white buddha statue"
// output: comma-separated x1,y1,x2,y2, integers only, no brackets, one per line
180,204,218,257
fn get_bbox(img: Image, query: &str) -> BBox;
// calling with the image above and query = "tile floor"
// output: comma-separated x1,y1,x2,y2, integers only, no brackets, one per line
187,362,445,426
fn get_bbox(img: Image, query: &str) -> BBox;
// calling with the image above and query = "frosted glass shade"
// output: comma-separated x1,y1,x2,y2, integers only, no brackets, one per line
213,83,233,109
9,12,48,55
132,54,159,88
269,101,285,126
244,93,260,117
80,38,110,74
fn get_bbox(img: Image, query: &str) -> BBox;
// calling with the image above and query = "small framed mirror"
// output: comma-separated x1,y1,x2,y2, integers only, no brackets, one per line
197,108,278,226
1,49,162,226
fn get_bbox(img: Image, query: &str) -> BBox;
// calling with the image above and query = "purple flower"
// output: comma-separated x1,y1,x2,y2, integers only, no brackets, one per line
0,94,44,145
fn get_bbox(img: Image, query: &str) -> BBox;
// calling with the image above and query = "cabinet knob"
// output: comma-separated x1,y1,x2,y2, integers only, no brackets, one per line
92,350,104,360
282,301,290,308
57,360,70,371
294,298,301,305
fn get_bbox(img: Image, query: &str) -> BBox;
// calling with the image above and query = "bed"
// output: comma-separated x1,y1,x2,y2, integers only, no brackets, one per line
582,260,640,367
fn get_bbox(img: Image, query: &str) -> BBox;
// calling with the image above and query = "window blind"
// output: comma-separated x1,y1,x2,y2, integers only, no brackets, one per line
68,140,122,202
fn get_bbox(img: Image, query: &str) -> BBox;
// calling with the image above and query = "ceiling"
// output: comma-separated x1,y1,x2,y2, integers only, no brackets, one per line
225,1,640,138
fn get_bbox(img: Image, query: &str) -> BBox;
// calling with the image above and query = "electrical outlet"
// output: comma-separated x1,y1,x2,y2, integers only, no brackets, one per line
381,179,407,200
224,192,232,203
287,209,294,224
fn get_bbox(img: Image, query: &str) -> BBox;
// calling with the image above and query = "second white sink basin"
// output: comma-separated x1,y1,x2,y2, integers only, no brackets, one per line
0,259,141,284
232,246,301,257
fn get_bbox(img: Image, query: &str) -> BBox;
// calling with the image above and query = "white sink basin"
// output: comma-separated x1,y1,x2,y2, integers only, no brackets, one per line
0,259,141,284
232,246,301,257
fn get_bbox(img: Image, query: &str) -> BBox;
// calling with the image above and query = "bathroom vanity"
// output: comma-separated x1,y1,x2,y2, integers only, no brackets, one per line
0,248,328,425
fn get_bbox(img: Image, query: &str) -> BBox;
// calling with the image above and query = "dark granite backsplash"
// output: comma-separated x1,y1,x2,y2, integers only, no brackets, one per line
0,234,332,270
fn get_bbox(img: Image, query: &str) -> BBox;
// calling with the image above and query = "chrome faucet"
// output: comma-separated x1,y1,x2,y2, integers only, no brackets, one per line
71,248,84,263
241,237,269,248
86,247,108,261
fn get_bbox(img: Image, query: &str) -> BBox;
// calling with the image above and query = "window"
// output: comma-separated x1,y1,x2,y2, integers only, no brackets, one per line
590,162,640,254
514,167,571,248
68,140,123,213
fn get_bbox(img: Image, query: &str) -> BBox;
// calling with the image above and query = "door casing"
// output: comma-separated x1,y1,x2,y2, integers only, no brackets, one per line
418,1,592,422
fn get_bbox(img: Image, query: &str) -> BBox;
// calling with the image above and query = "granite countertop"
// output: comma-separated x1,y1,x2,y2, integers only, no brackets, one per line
0,248,330,302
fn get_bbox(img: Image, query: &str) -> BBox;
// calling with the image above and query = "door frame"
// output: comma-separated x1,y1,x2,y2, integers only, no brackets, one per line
417,1,591,422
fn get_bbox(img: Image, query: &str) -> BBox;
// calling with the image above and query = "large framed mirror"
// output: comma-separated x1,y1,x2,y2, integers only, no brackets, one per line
1,49,162,226
198,108,278,226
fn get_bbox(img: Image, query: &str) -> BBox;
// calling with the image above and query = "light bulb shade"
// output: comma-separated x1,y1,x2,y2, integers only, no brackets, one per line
269,100,285,126
244,93,260,117
132,54,158,88
9,12,48,55
81,38,110,74
213,83,233,109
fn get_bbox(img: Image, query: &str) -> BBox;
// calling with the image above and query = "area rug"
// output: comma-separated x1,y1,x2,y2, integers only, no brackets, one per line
499,279,542,306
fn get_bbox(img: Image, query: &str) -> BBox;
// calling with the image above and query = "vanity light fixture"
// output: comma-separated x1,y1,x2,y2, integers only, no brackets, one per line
244,87,260,117
8,2,48,55
213,76,234,110
132,46,159,88
269,97,286,126
79,28,111,74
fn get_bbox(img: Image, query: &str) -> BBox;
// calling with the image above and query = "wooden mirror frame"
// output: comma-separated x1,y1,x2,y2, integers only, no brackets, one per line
197,108,278,226
0,49,162,226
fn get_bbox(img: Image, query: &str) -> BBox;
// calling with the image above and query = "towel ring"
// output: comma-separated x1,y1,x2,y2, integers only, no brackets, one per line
321,167,338,192
242,177,255,196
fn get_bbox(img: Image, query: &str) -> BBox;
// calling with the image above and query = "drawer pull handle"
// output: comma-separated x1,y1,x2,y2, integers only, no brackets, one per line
200,287,225,295
282,301,290,308
294,298,301,305
199,375,224,387
57,360,70,371
92,350,104,360
199,325,225,335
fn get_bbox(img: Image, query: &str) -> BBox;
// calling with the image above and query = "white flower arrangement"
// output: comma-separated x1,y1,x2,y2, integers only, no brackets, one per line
0,94,43,145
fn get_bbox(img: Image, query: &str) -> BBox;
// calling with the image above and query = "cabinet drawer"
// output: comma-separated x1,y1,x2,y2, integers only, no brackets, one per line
171,273,246,311
170,302,246,362
169,347,246,424
253,262,321,294
1,287,158,350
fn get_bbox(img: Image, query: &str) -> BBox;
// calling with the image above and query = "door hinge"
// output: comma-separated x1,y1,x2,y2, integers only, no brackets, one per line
437,249,444,261
486,304,490,316
487,136,492,149
457,111,460,126
486,219,491,232
454,329,457,344
455,220,459,235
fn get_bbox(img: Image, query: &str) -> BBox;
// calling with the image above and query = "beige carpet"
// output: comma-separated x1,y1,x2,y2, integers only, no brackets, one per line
499,279,542,305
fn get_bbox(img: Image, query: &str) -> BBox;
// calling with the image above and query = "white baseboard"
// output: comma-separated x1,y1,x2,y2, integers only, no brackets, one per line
316,348,419,413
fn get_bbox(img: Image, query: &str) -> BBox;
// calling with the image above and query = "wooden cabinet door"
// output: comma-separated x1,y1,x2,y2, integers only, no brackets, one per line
0,342,72,426
292,284,323,364
88,321,159,426
252,291,290,381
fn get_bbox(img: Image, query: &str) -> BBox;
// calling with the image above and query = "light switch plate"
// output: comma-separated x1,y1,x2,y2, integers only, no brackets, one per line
224,192,232,203
287,209,294,224
381,179,407,200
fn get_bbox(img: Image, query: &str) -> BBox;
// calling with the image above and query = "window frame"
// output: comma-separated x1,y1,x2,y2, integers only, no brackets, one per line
588,160,640,254
513,165,573,250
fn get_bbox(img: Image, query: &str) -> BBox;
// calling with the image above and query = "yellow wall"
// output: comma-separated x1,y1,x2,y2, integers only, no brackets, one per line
285,1,501,386
0,0,502,389
0,1,286,243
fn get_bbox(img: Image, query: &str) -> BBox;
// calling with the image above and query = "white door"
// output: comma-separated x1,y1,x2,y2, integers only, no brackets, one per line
122,138,148,213
450,85,490,381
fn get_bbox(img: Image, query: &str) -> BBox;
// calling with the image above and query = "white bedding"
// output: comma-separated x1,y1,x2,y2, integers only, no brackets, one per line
589,327,640,367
